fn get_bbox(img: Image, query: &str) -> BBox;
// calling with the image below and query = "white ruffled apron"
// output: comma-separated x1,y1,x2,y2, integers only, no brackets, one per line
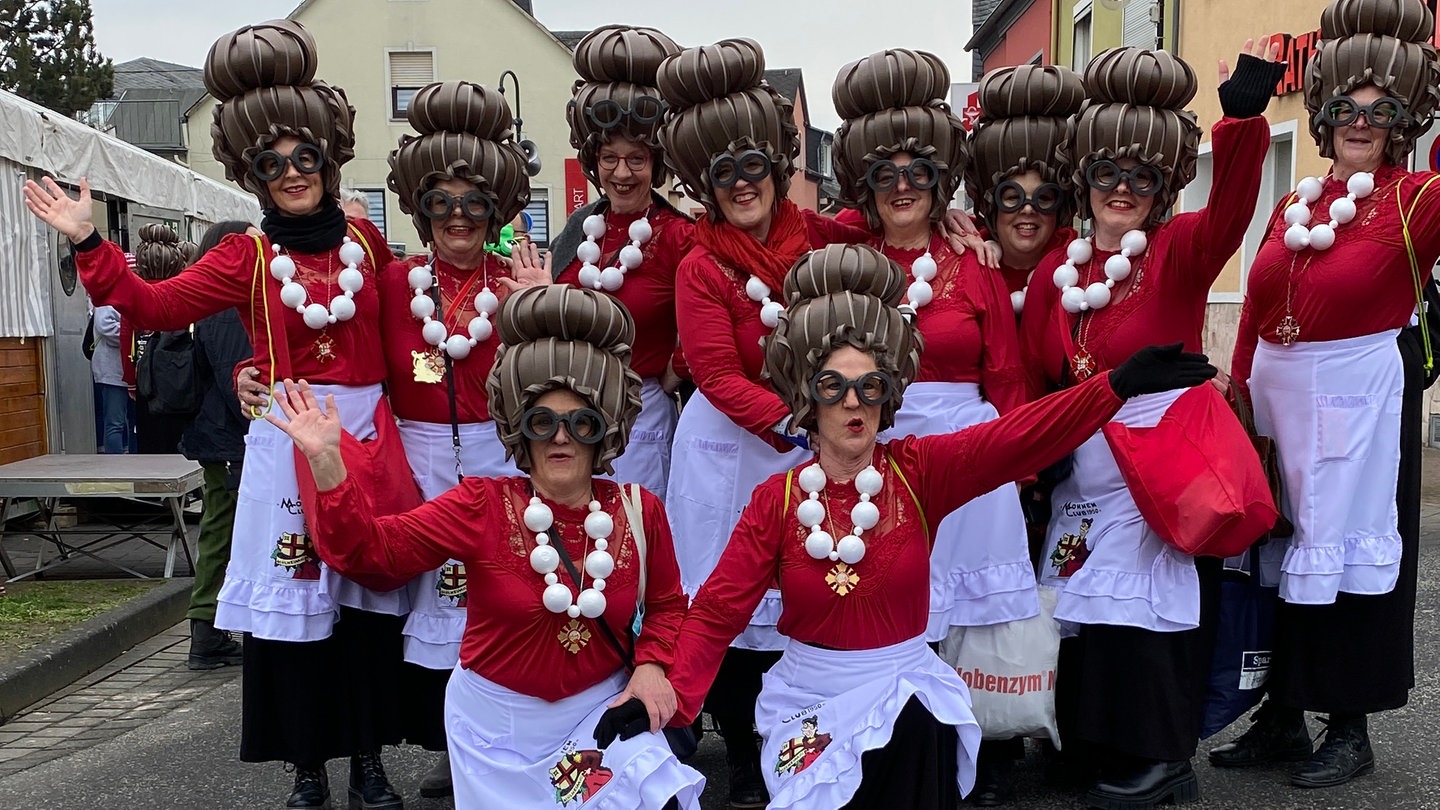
396,419,515,670
1248,330,1403,605
216,383,407,642
755,635,982,808
603,377,679,501
666,391,804,651
1038,389,1201,633
881,382,1038,639
445,666,705,810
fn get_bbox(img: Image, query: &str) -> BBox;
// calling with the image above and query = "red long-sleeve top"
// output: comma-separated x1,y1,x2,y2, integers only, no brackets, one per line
75,219,394,386
312,475,687,702
998,227,1077,297
675,210,870,445
556,206,694,380
667,371,1126,724
1231,163,1440,399
881,233,1028,411
1019,116,1269,392
380,254,514,423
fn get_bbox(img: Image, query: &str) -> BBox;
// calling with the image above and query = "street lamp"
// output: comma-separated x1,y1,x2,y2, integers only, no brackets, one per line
497,69,542,177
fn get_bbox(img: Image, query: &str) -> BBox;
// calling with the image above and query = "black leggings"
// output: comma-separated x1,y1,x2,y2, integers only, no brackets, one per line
842,696,959,809
702,647,782,765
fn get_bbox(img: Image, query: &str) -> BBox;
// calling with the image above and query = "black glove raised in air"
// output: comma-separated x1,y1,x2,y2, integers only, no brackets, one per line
593,697,649,748
1218,53,1287,119
1109,343,1217,398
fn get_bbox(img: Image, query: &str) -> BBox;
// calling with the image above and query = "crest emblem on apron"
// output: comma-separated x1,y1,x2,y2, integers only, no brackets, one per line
271,531,321,580
436,562,467,607
549,742,613,806
775,715,832,776
1050,517,1093,578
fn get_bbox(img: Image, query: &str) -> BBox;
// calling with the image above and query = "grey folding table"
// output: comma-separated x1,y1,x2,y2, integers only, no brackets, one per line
0,454,202,582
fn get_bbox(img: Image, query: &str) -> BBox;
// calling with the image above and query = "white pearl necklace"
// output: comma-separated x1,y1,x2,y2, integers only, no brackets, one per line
796,464,883,565
1011,270,1035,315
905,252,938,311
524,496,616,619
576,211,652,291
1052,229,1149,314
745,276,785,329
407,260,498,360
1282,172,1375,252
271,237,367,330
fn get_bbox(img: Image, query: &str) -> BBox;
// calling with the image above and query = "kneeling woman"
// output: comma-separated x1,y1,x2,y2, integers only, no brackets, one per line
644,244,1215,809
268,285,704,810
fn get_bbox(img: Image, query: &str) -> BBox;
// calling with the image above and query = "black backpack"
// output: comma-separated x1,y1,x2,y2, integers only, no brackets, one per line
82,313,97,360
136,328,201,416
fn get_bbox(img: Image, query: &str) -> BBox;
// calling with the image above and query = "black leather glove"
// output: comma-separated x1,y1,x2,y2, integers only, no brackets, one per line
1109,343,1217,399
1218,53,1287,119
593,697,649,748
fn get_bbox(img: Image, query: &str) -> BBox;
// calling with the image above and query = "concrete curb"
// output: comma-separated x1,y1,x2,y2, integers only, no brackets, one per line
0,577,193,725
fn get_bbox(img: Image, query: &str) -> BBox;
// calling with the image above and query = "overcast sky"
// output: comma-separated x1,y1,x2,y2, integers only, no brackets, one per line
89,0,974,129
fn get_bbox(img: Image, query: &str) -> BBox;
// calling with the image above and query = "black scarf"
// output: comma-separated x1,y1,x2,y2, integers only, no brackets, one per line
260,203,348,254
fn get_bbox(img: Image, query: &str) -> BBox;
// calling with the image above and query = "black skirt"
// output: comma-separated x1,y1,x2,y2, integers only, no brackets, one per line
400,661,452,751
1055,557,1222,763
1267,327,1424,715
240,607,406,765
841,695,959,810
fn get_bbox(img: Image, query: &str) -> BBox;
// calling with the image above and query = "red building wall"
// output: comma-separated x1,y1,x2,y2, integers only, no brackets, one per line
981,1,1053,73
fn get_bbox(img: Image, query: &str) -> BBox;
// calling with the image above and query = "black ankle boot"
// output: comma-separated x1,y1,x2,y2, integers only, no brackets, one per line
285,764,330,809
1084,759,1199,809
1291,714,1374,788
727,759,768,809
1209,701,1311,768
187,618,244,670
970,746,1015,806
348,751,403,810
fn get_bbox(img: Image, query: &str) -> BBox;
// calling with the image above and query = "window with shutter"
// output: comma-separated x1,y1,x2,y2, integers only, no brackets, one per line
388,51,435,120
524,188,550,247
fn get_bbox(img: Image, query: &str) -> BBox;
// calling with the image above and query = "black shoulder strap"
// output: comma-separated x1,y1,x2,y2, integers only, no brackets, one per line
427,268,465,483
550,524,635,673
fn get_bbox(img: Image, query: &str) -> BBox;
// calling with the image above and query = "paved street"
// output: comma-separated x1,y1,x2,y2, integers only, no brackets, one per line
0,512,1437,808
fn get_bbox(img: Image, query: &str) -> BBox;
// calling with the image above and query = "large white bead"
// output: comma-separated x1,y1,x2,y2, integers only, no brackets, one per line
584,549,614,579
269,254,297,281
577,588,606,618
1120,229,1148,256
1347,171,1375,198
302,303,330,330
1083,282,1112,310
339,239,366,267
337,267,364,294
911,252,938,282
1052,263,1079,289
408,266,434,290
1066,238,1093,264
760,301,784,328
798,465,827,493
1060,286,1086,314
523,500,553,532
445,334,472,359
1284,223,1311,252
583,214,607,239
796,498,825,527
530,543,559,574
629,217,653,243
576,240,602,265
804,529,834,560
599,267,625,291
1284,202,1312,227
1328,196,1357,225
578,263,602,289
410,294,436,320
836,534,866,565
542,582,573,613
745,276,771,302
618,244,644,270
1011,289,1026,314
1103,254,1132,282
469,316,494,343
855,466,883,496
1297,176,1324,203
422,320,448,347
851,500,880,531
1307,223,1336,251
329,295,356,322
906,279,934,308
280,281,307,309
475,288,499,315
567,605,581,618
584,509,614,540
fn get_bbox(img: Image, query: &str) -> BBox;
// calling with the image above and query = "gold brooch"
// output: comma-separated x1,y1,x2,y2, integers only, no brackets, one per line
826,563,859,596
558,618,592,653
412,348,445,383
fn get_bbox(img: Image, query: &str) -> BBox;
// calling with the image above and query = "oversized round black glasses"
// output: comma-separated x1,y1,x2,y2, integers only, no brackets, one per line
865,158,940,192
995,180,1065,214
1084,159,1164,197
1318,95,1412,129
708,149,773,189
520,406,606,445
419,189,495,222
809,370,893,406
251,143,325,182
586,95,665,129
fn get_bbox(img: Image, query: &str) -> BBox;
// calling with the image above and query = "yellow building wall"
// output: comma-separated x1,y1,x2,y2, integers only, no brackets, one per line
185,0,577,254
1054,0,1180,69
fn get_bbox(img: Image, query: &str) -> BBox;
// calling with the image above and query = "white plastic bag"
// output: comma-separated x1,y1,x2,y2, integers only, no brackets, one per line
939,585,1061,746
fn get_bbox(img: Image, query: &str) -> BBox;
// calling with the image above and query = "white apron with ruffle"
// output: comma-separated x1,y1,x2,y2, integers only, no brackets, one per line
604,377,679,501
1248,330,1403,605
445,666,704,810
216,383,408,642
755,635,981,808
1038,389,1201,633
666,391,804,651
881,382,1037,639
396,419,515,670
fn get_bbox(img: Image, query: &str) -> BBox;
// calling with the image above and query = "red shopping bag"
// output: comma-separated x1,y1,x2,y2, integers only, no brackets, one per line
1102,386,1278,558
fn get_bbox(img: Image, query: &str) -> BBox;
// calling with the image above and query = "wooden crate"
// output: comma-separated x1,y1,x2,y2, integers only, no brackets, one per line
0,338,47,465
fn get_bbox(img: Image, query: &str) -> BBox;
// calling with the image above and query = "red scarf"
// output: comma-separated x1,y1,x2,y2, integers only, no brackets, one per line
694,198,810,292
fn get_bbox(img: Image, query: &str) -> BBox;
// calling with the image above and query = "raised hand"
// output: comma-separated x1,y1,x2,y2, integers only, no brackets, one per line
265,379,341,457
23,176,97,243
1218,35,1286,119
1108,343,1217,399
497,238,551,292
